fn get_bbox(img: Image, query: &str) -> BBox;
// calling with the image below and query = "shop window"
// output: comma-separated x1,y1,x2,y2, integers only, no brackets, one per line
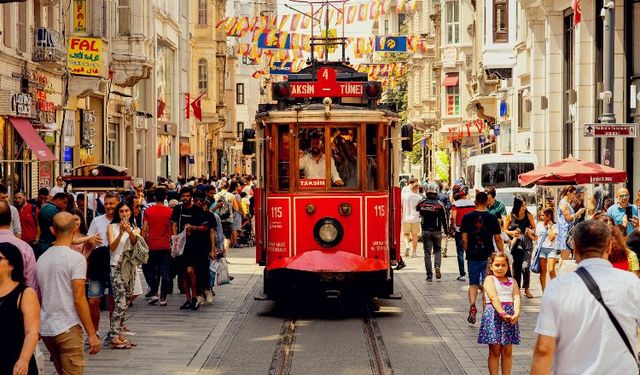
493,0,508,43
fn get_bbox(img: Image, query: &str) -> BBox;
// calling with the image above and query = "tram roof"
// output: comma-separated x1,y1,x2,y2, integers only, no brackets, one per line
256,103,399,124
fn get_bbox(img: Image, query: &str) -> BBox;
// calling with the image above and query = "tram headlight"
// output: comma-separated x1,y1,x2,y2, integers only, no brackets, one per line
363,82,382,100
313,218,344,248
273,82,290,100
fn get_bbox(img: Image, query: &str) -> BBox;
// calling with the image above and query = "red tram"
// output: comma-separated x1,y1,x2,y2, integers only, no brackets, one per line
243,61,413,299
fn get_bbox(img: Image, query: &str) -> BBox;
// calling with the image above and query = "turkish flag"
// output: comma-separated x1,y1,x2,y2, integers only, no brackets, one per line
573,0,581,25
191,95,202,122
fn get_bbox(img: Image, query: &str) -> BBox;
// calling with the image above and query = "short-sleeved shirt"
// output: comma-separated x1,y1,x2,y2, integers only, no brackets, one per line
534,258,640,374
171,204,206,250
86,214,112,281
17,203,38,243
607,203,639,235
487,200,507,221
36,246,87,337
37,203,60,249
9,205,21,237
143,204,173,250
401,190,422,223
460,210,501,261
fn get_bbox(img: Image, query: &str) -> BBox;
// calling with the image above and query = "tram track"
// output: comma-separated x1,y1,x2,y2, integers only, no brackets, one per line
268,319,298,375
362,303,395,375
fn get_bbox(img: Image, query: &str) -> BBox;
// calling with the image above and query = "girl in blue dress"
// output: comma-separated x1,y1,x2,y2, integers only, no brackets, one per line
478,252,521,375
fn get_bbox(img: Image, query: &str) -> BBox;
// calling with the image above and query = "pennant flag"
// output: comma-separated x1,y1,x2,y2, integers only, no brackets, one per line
369,0,379,20
216,17,228,29
251,70,267,79
396,0,406,14
346,5,357,24
301,13,311,29
358,3,369,21
278,15,290,31
381,0,391,15
336,7,344,25
409,0,418,13
290,14,301,31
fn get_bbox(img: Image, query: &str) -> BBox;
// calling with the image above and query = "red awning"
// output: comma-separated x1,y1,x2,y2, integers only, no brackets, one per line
442,74,459,87
9,117,57,162
518,157,627,186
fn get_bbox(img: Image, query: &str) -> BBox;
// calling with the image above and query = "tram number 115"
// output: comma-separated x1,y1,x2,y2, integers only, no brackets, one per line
373,205,385,217
271,207,283,218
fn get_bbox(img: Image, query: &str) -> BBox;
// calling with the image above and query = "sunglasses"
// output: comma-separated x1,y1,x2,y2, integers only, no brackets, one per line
619,194,629,198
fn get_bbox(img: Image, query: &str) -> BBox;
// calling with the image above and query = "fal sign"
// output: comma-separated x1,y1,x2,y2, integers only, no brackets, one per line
288,67,365,98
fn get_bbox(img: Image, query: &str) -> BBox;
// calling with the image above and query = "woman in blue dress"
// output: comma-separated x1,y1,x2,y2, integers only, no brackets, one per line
556,185,585,260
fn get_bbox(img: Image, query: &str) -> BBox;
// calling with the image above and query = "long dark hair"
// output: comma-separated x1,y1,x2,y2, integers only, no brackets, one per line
511,196,525,216
0,242,25,283
111,202,136,227
71,209,88,235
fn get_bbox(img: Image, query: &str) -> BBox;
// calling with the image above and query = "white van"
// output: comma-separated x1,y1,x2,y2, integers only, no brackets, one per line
464,153,539,216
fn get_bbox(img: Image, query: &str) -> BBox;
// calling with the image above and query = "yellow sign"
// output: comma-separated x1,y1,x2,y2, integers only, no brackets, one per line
67,37,102,77
73,0,86,33
321,29,338,53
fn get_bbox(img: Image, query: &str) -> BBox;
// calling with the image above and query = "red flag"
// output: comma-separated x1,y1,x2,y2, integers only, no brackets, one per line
157,98,165,119
191,94,203,122
184,93,190,119
572,0,581,25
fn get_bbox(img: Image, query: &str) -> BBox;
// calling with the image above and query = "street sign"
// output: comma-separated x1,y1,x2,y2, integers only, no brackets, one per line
583,123,638,138
288,67,365,98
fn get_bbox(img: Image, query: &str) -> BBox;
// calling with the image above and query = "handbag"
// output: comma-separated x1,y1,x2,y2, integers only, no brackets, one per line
575,267,640,371
216,257,230,286
530,231,548,274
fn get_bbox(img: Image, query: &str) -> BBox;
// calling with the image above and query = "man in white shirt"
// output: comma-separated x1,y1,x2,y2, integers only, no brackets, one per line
0,184,21,238
531,220,640,374
37,212,100,374
299,132,344,186
401,178,422,258
50,176,66,195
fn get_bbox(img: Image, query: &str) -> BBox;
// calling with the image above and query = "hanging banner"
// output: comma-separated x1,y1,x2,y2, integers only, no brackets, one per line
375,36,407,52
270,62,292,75
67,37,102,76
257,32,291,49
73,0,86,33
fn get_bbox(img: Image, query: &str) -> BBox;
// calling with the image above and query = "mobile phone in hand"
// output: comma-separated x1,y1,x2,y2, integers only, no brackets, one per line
625,205,633,220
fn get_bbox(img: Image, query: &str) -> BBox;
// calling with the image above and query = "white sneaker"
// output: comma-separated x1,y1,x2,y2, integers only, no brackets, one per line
404,247,410,257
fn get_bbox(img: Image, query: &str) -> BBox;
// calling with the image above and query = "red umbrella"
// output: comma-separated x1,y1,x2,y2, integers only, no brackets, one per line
518,157,627,186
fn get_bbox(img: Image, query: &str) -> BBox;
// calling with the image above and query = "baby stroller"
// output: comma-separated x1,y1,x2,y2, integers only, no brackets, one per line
237,216,255,247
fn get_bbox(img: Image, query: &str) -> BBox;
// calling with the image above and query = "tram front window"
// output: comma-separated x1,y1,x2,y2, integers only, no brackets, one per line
298,127,359,189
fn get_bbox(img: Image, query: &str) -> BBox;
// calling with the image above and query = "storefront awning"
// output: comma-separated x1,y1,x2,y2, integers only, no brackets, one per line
442,74,459,87
9,117,57,162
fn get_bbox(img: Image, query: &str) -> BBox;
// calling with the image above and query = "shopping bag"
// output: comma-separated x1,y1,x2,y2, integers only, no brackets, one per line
530,247,541,274
170,230,187,258
216,258,230,285
35,341,45,375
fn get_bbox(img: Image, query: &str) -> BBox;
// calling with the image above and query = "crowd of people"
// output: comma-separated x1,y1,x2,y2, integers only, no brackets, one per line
399,177,640,375
0,173,256,374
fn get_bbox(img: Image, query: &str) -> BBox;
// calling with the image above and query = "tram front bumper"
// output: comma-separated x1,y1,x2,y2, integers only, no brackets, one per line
267,250,388,273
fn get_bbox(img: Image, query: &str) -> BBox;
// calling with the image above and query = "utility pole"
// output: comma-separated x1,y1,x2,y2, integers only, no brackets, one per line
600,0,615,195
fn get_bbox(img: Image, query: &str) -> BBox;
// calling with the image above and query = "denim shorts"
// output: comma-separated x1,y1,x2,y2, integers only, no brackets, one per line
87,278,111,298
467,260,488,286
539,247,557,259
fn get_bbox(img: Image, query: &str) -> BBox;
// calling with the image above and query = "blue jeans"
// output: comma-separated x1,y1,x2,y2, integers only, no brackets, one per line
455,233,466,277
144,250,172,299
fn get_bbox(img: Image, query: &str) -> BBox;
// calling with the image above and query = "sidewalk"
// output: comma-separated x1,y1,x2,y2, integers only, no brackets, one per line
44,247,263,375
395,238,543,375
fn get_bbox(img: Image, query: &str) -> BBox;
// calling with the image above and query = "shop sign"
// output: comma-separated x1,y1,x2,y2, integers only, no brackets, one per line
36,90,56,113
443,48,457,68
68,37,102,76
39,161,52,189
31,71,49,88
73,0,87,33
11,93,32,116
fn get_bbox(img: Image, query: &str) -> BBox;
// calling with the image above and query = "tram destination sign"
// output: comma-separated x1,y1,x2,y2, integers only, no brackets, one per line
288,67,365,98
583,123,638,138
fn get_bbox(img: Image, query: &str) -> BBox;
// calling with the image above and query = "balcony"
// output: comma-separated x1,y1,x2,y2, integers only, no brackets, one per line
32,28,66,68
110,36,154,87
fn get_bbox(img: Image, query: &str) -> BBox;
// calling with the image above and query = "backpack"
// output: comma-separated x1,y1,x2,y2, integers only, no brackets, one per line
217,193,232,222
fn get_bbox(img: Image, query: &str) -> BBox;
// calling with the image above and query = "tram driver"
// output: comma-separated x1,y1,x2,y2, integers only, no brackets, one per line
299,131,345,186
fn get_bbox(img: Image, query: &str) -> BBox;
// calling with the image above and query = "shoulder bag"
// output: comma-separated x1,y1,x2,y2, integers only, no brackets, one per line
575,267,640,372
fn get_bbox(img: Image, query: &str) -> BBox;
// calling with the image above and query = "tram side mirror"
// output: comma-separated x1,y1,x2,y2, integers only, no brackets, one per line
242,128,256,155
401,125,413,152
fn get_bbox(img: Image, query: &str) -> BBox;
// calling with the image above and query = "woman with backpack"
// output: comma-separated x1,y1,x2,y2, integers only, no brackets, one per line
503,196,537,299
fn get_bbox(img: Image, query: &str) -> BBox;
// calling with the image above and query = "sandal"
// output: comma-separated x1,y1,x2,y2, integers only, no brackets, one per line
525,292,535,299
110,336,132,349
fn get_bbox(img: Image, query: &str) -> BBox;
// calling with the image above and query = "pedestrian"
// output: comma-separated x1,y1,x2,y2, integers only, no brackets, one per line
37,212,100,374
193,190,218,305
0,184,21,239
141,188,173,306
556,185,586,260
0,242,40,375
450,184,475,281
106,202,139,349
461,191,503,324
171,187,207,310
230,180,244,248
607,188,639,236
503,197,536,299
36,192,69,258
571,186,587,224
35,188,50,209
485,186,507,226
478,252,521,375
50,176,65,196
14,191,39,251
85,192,119,339
0,201,39,295
214,181,238,254
76,193,94,228
531,220,640,374
534,208,558,291
416,182,449,281
401,178,422,259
